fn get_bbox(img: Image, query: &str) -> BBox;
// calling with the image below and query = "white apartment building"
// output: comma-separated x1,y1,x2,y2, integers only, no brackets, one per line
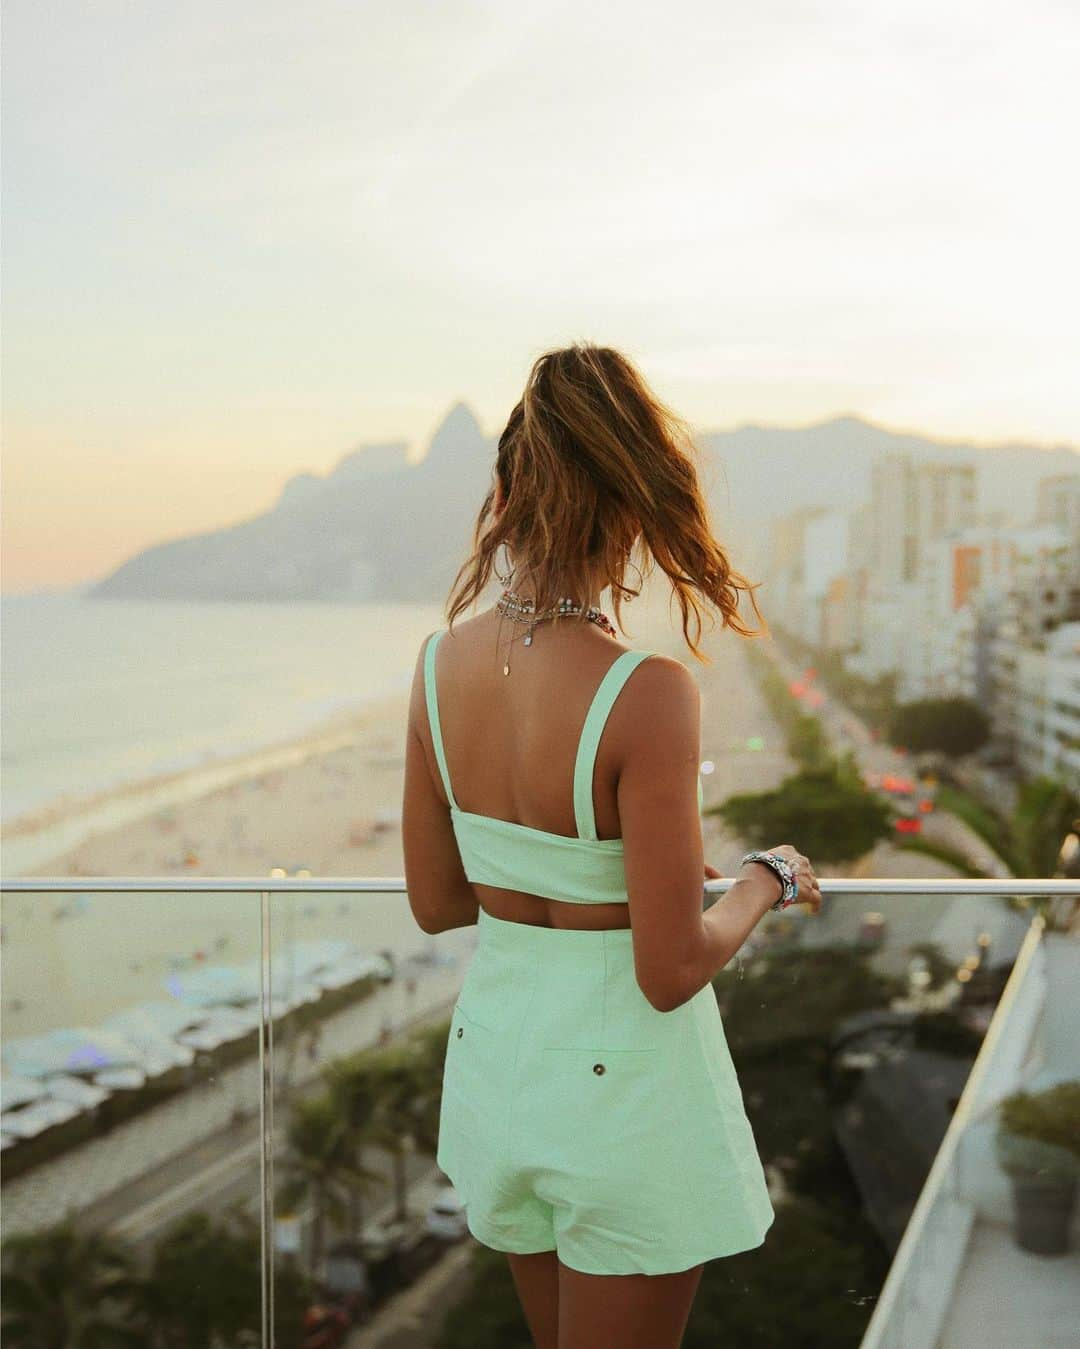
867,454,977,589
767,461,1079,789
845,455,978,687
1035,472,1080,539
1010,622,1080,793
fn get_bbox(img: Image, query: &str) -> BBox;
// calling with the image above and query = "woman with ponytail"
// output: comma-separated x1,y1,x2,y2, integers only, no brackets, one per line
402,344,821,1347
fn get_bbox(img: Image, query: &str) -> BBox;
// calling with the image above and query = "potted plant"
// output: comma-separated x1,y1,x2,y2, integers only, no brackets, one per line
995,1080,1080,1255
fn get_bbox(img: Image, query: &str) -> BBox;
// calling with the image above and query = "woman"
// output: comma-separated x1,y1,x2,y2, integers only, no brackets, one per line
402,344,822,1348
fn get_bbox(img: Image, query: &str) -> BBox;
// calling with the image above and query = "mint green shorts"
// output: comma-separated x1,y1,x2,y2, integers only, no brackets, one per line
436,908,775,1276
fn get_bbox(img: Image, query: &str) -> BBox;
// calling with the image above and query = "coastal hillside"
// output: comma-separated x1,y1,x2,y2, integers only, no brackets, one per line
87,412,1077,605
88,403,493,604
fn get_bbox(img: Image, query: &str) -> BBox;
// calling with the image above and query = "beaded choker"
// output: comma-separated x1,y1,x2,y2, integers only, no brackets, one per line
495,587,617,675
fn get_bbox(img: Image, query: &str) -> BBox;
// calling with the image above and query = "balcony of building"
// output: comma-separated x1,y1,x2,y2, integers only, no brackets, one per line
1,875,1077,1348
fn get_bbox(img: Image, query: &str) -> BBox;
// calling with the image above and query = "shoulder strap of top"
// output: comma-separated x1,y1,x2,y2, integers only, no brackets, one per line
573,650,655,841
423,628,459,810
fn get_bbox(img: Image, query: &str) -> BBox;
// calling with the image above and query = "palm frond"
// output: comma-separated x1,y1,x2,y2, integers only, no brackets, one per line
934,783,1022,873
891,834,994,879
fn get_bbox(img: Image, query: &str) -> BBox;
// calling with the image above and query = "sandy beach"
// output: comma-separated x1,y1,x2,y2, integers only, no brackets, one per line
16,688,414,882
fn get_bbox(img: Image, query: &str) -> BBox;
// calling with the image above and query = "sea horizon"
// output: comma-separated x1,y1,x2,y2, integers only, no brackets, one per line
1,591,446,872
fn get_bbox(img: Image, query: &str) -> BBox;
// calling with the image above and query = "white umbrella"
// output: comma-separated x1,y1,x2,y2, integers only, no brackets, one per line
42,1073,112,1109
0,1075,48,1112
3,1028,144,1079
92,1066,147,1091
2,1098,83,1139
104,1001,208,1039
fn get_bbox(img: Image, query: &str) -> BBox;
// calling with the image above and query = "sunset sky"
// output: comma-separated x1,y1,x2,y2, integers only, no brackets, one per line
3,0,1078,592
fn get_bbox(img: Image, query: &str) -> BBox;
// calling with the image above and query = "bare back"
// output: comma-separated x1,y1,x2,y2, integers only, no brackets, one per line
421,607,704,933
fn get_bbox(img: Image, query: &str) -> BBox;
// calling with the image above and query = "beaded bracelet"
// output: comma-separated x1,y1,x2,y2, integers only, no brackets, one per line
739,850,800,911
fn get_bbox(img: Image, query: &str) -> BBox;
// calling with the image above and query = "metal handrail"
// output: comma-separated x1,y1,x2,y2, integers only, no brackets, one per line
4,876,1078,895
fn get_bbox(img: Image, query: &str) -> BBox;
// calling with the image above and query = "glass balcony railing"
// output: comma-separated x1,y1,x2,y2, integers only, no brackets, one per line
1,875,1077,1348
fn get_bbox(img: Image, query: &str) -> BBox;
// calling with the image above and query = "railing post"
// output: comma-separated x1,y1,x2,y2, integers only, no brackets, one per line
258,884,276,1349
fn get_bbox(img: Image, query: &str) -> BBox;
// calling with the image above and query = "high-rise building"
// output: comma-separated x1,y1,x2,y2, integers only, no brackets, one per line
1035,472,1080,540
869,453,977,588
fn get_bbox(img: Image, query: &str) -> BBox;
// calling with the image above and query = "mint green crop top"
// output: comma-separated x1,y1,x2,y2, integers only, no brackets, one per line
423,627,704,904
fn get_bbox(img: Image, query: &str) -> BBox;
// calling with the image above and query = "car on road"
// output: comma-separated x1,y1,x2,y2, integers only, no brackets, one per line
425,1184,468,1240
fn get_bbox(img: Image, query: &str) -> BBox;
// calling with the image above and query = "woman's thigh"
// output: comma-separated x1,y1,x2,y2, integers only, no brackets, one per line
557,1259,705,1349
506,1250,560,1349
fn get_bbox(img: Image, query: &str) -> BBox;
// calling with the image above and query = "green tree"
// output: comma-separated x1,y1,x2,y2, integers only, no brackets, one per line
277,1090,363,1276
362,1046,428,1223
1,1221,145,1349
888,696,990,757
142,1207,309,1348
323,1048,402,1239
715,944,902,1064
787,714,832,770
684,1199,883,1348
712,755,893,865
712,946,900,1194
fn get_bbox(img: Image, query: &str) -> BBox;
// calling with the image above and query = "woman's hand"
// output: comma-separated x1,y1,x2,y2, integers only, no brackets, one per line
757,843,822,915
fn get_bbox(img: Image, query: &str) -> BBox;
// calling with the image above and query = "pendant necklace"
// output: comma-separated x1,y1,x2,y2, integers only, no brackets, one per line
495,588,617,675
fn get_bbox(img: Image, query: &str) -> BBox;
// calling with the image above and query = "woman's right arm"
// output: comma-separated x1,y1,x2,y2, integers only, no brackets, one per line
618,656,786,1012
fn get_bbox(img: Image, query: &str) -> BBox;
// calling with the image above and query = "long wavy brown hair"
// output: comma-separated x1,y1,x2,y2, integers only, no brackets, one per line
445,343,768,663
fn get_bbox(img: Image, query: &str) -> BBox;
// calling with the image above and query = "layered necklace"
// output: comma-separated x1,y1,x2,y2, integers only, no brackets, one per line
495,587,617,675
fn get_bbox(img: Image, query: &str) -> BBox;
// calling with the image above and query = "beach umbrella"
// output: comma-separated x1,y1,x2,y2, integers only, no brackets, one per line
1,1098,84,1139
3,1028,144,1079
164,964,261,1006
40,1073,111,1109
176,1011,256,1052
103,1009,202,1065
233,955,327,1002
0,1075,47,1112
290,939,360,975
92,1066,148,1091
104,1000,207,1039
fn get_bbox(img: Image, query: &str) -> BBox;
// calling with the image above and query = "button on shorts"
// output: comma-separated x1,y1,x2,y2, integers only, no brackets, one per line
436,908,775,1276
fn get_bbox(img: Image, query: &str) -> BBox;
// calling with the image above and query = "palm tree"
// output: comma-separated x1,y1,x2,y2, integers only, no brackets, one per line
142,1204,311,1348
363,1046,427,1223
322,1050,398,1238
277,1091,365,1277
1,1221,146,1349
894,774,1079,926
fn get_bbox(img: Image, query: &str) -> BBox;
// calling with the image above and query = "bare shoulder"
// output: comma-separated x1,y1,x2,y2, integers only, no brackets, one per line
613,651,700,758
624,652,700,717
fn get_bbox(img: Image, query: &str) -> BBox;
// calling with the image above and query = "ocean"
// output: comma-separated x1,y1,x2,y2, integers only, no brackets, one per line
1,590,447,870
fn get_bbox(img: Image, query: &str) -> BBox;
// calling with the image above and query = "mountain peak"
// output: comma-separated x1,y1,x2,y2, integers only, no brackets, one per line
422,402,486,462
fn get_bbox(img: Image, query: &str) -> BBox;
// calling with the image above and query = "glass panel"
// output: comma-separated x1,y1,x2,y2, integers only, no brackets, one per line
397,885,1074,1348
0,886,267,1347
266,883,475,1339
